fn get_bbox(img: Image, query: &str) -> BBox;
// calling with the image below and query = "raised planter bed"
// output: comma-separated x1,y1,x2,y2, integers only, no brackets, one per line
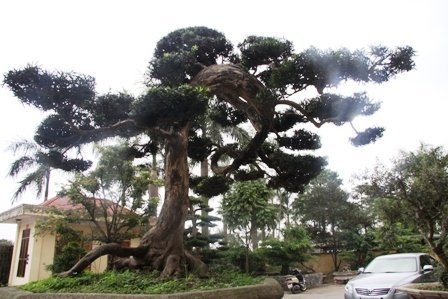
0,278,283,299
397,283,448,299
332,271,357,284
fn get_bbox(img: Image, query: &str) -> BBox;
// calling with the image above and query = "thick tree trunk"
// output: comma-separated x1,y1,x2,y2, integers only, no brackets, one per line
138,126,191,276
59,125,207,278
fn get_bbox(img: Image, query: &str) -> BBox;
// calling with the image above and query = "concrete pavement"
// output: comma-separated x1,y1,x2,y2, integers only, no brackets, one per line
283,283,345,299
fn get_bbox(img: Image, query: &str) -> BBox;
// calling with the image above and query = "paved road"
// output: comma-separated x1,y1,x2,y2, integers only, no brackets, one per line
283,283,345,299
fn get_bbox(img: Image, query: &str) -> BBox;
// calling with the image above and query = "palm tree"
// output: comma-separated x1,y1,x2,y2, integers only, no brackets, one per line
8,140,52,202
198,117,251,238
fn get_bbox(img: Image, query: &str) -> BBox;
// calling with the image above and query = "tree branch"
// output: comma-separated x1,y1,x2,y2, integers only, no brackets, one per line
276,99,322,127
58,243,148,277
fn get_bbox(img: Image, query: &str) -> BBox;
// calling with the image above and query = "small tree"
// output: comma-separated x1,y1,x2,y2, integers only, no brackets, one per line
222,180,278,249
258,225,312,274
34,213,86,274
222,179,278,272
293,169,358,271
184,195,223,261
62,144,150,244
362,145,448,273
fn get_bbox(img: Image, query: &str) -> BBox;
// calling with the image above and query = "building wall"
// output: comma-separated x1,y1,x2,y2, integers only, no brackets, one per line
89,237,141,273
9,221,35,285
8,220,56,286
90,241,108,273
305,253,335,274
130,238,140,247
8,219,144,285
33,232,56,281
8,224,21,286
304,253,351,275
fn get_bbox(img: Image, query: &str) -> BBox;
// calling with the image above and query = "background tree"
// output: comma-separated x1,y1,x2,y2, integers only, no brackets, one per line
3,26,415,277
184,195,223,261
222,180,278,250
293,169,359,271
338,212,378,270
361,144,448,271
7,140,52,201
190,116,250,241
221,179,278,272
7,140,88,202
366,193,426,253
62,143,150,244
34,211,87,274
276,188,294,228
258,225,312,274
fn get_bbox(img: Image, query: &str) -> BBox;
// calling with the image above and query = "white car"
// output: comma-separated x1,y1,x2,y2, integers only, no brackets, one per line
344,253,437,299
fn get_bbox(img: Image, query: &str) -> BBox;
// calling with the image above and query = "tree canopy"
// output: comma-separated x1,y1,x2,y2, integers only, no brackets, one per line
360,144,448,270
3,26,415,277
293,170,361,270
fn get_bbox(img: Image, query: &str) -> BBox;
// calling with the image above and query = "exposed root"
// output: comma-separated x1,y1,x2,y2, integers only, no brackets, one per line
185,251,209,278
58,243,148,277
160,254,181,278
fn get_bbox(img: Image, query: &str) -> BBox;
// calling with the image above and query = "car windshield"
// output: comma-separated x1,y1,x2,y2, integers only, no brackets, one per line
364,257,417,273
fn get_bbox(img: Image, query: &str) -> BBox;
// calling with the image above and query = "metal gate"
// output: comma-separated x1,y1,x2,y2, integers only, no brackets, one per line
0,243,13,285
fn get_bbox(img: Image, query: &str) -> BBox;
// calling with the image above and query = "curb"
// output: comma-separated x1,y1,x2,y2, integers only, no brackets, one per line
0,278,283,299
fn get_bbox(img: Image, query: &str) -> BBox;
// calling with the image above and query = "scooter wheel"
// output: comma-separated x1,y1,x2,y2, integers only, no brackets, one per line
291,284,302,294
300,284,307,292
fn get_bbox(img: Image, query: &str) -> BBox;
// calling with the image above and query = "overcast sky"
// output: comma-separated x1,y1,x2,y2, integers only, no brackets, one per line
1,0,447,241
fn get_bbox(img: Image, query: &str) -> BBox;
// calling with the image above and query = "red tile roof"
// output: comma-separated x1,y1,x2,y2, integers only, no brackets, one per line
40,196,132,215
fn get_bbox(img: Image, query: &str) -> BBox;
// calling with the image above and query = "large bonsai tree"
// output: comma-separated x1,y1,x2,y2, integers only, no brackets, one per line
3,26,414,277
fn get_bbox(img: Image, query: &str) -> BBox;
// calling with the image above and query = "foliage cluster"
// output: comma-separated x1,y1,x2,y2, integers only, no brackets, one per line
20,270,262,294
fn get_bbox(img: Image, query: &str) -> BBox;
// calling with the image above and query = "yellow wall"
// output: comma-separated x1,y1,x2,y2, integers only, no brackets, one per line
9,220,56,286
8,223,21,286
90,241,108,273
89,237,141,273
9,221,35,285
9,219,144,285
34,232,56,281
304,253,351,275
130,238,140,247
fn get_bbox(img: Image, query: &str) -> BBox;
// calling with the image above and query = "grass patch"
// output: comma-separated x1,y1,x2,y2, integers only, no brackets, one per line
20,270,264,294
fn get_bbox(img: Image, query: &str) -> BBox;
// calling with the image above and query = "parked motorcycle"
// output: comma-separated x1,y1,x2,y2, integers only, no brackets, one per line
285,268,307,294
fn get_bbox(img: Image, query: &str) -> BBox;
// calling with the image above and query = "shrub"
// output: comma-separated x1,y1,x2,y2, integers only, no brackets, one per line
20,270,263,294
47,242,86,274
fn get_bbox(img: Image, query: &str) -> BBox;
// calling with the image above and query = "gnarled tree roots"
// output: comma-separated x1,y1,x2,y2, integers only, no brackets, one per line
58,242,208,278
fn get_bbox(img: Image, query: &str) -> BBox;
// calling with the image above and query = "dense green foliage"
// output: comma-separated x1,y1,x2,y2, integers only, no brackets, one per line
20,270,262,294
60,143,151,244
184,195,224,255
293,170,361,270
222,180,277,249
3,26,415,197
49,242,86,274
258,225,312,274
359,144,448,287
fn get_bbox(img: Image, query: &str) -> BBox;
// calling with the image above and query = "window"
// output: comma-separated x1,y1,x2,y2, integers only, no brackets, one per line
420,255,439,270
17,228,30,277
